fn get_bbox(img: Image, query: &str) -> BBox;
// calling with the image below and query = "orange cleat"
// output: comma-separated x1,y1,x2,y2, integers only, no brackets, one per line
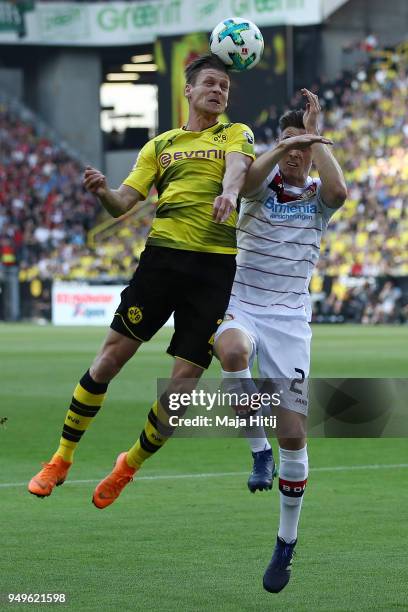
28,456,72,498
92,452,136,509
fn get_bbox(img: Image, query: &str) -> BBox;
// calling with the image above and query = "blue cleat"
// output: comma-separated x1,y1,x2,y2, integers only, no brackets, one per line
247,447,276,492
263,536,297,593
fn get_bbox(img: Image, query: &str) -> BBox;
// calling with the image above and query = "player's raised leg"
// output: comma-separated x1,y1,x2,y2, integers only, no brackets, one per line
263,411,308,593
214,325,276,492
92,357,204,509
93,245,237,508
28,330,141,498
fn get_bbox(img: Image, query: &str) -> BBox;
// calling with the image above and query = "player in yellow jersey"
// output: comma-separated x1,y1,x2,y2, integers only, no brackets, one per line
28,54,255,508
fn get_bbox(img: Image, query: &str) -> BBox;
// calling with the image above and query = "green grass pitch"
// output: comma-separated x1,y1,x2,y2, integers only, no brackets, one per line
1,324,407,611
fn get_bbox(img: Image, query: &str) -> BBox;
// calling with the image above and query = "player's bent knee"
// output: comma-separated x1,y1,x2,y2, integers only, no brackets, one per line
91,334,141,382
216,342,251,371
214,329,252,371
91,352,123,382
165,359,204,398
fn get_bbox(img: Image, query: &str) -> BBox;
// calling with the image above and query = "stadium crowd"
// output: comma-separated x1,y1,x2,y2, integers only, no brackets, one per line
0,51,407,323
253,59,408,322
0,101,105,274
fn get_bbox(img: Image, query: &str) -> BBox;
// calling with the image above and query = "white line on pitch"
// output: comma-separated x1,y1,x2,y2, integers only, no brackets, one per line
1,463,408,489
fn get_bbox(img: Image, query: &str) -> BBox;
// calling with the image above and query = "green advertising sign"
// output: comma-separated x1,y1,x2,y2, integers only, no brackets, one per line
0,0,322,45
0,0,33,36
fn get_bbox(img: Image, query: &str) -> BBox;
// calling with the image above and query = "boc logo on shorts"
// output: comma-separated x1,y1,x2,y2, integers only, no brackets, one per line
127,306,143,325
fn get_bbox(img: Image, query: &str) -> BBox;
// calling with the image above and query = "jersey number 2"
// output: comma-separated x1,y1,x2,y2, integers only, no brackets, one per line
290,368,305,395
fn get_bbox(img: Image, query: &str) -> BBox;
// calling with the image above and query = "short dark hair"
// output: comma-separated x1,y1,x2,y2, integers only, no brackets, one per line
279,110,305,132
185,53,229,85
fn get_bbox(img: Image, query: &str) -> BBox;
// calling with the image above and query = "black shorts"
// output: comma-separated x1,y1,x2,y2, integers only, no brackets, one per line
110,245,236,369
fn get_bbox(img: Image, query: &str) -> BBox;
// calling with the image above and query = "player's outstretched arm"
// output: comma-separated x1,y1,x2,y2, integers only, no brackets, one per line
242,134,332,197
213,152,252,223
302,88,347,209
83,166,143,218
310,143,347,208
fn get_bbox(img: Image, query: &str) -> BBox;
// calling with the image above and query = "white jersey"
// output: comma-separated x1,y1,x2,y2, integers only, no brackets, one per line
231,166,335,321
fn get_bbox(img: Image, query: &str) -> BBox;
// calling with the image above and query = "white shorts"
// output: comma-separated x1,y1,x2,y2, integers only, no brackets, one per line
215,300,312,415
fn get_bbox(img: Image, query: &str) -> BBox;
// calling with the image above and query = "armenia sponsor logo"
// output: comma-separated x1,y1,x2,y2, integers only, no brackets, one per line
264,196,317,221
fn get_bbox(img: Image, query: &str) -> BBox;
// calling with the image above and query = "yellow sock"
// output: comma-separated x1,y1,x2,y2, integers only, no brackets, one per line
55,370,108,463
127,400,174,469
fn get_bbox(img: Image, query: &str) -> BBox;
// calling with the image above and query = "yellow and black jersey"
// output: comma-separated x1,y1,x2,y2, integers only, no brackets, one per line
123,122,255,255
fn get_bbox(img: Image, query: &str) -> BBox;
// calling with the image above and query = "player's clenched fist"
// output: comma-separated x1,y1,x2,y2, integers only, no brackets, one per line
83,166,108,195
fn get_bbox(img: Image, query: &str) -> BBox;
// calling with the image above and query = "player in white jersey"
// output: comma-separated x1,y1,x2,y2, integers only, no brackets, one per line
214,89,347,593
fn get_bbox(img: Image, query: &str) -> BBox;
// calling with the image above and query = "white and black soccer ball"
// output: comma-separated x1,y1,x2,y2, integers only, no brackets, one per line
210,17,264,72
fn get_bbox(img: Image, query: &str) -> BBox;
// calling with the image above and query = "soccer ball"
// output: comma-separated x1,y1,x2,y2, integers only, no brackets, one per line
210,17,264,71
